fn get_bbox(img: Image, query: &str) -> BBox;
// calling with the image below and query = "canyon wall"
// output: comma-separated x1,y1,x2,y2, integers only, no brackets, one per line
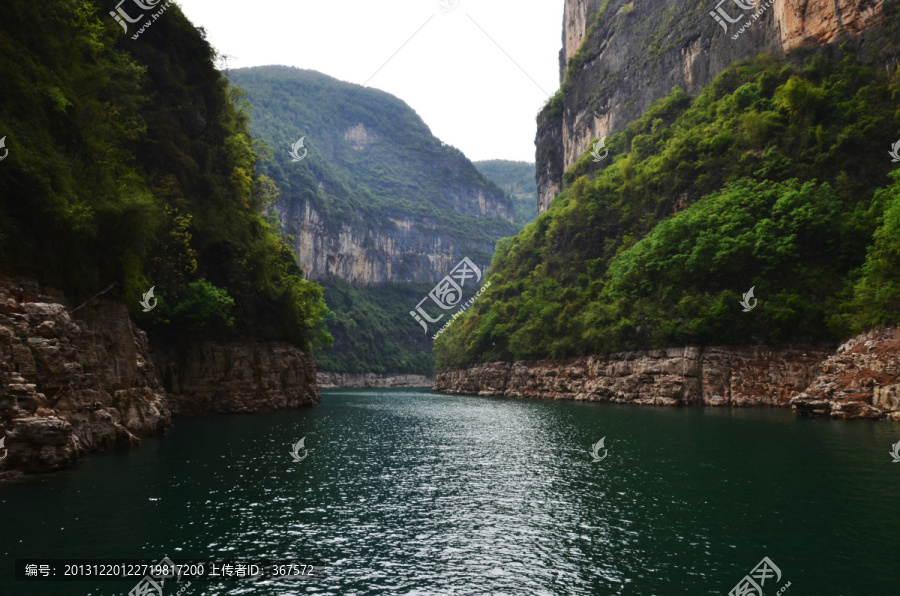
434,345,832,407
538,0,895,212
317,372,434,390
0,277,321,478
0,277,170,476
152,340,320,416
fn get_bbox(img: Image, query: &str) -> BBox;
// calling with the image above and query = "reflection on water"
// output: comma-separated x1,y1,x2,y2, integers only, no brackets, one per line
2,388,899,595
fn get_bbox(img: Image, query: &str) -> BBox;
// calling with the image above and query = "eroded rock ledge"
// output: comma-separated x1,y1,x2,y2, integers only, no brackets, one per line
0,277,170,476
434,345,833,407
152,341,319,416
791,328,900,421
317,372,434,389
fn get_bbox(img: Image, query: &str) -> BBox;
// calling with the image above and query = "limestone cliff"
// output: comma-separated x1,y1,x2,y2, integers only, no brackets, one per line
0,277,170,476
282,199,497,286
434,345,831,406
538,0,895,212
228,66,517,285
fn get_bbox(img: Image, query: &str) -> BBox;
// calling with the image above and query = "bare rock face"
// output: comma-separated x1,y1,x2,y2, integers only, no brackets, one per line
0,278,171,476
282,200,501,285
153,340,320,416
790,327,900,420
317,372,434,389
434,345,831,406
537,0,893,213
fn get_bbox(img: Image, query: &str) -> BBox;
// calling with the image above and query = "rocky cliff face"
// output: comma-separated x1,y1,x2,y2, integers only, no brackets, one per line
791,327,900,420
537,0,893,212
0,277,171,476
317,372,434,390
434,345,831,406
152,340,319,416
281,199,497,285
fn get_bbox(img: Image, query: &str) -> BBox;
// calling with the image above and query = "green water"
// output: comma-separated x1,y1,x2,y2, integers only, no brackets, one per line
2,388,899,595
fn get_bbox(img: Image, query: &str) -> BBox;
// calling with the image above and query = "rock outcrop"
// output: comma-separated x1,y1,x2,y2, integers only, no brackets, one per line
152,340,319,416
790,327,900,420
282,200,501,286
537,0,894,212
317,372,434,389
0,277,171,476
434,345,831,406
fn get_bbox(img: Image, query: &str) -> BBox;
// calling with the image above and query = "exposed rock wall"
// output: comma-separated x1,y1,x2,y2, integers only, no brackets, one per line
0,277,170,476
538,0,893,212
281,200,500,285
791,327,900,420
317,372,434,389
152,340,319,416
434,345,832,406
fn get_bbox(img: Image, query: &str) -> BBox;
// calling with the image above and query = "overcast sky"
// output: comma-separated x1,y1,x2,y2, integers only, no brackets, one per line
177,0,565,163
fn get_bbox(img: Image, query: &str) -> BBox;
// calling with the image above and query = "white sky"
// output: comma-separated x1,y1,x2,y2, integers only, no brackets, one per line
176,0,565,163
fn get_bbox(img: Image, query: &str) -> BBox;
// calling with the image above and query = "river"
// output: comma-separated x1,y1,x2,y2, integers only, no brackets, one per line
2,388,899,595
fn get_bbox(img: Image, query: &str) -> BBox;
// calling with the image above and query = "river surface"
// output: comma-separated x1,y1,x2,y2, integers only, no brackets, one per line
2,388,899,595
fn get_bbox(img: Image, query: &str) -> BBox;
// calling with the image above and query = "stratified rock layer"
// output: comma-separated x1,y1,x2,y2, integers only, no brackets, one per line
317,372,434,389
434,345,832,406
0,277,171,475
791,327,900,420
153,340,319,416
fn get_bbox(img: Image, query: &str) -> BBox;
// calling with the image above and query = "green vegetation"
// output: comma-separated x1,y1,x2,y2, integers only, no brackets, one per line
0,0,329,350
314,278,436,375
227,66,516,245
474,160,538,228
436,54,900,368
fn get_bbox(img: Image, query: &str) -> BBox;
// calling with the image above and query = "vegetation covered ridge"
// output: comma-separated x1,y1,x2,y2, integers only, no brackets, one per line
435,53,900,368
0,0,330,350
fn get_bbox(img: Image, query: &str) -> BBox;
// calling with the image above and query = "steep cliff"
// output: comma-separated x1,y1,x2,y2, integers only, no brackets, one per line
228,66,516,286
538,0,897,211
0,278,170,476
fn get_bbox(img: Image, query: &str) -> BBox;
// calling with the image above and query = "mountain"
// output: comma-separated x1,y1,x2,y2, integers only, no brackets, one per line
434,0,900,379
227,66,516,285
474,160,538,228
226,66,518,376
536,0,898,211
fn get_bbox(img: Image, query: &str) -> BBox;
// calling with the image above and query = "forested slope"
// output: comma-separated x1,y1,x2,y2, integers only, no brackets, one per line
436,54,900,368
0,0,329,350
